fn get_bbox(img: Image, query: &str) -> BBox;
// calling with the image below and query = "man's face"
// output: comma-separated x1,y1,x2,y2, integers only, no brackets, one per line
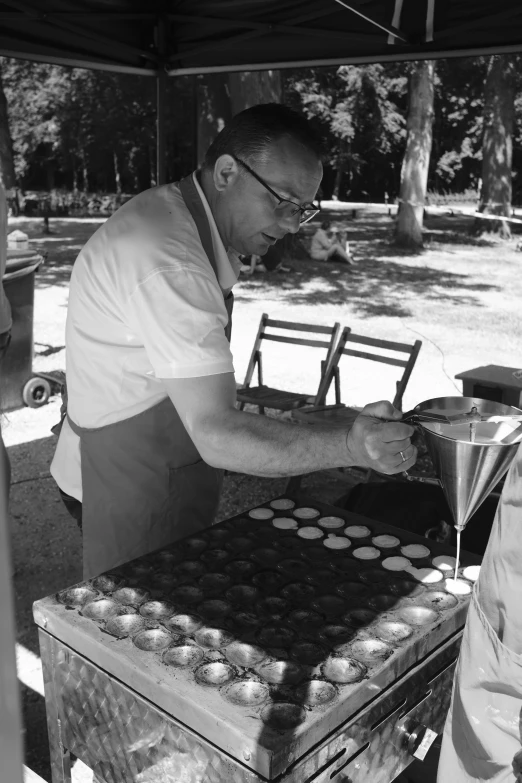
212,137,323,257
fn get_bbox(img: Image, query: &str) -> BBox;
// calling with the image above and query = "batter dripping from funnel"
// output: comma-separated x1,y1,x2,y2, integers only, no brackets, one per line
406,398,522,594
405,397,522,780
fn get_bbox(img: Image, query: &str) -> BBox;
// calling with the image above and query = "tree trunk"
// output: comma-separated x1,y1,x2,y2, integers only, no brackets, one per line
395,61,435,249
0,64,16,191
228,70,282,115
113,150,122,194
81,150,89,192
474,55,516,238
196,73,232,167
332,140,348,200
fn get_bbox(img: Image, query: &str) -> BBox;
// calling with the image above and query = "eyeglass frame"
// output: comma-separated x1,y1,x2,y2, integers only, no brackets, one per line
230,154,321,225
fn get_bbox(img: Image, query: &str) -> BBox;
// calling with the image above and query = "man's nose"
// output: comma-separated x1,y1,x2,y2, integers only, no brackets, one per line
279,211,301,235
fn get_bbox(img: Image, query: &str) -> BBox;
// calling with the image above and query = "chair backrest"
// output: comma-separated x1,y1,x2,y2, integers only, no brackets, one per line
317,326,422,409
242,313,340,390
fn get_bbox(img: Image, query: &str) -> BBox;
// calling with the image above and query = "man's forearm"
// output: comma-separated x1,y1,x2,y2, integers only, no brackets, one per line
198,407,350,476
163,374,416,476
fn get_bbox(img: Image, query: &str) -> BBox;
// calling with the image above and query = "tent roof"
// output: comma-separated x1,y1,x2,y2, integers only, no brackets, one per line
0,1,521,76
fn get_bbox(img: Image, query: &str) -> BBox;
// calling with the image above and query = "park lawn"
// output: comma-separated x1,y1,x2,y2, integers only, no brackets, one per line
8,210,522,783
231,212,522,412
10,210,522,421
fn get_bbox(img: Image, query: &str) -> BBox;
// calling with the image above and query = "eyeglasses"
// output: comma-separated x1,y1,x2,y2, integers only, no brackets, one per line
232,155,320,225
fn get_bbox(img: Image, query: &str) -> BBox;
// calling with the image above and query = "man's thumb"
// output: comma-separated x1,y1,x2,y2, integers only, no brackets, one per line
360,400,402,420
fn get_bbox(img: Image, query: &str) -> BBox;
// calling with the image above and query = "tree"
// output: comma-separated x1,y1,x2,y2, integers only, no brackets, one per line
228,70,281,114
395,61,435,249
1,57,192,195
196,70,283,165
285,64,408,201
0,61,17,190
429,57,487,195
196,74,232,167
474,55,517,238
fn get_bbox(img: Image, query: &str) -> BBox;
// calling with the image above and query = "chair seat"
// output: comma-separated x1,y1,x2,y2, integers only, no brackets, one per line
236,385,313,411
292,403,361,426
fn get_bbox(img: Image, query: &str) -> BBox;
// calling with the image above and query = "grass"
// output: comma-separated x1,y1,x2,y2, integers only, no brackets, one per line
9,207,522,494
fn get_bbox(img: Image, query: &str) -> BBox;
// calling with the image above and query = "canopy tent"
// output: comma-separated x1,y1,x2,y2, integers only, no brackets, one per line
2,1,522,183
1,0,522,76
1,5,522,783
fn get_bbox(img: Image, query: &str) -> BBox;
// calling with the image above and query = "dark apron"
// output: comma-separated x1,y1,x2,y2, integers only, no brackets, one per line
68,175,234,579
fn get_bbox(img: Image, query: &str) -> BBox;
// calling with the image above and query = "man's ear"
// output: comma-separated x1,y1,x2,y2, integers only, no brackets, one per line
213,154,240,193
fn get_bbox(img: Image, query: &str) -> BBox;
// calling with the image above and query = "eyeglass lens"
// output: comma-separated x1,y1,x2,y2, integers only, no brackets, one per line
275,201,319,223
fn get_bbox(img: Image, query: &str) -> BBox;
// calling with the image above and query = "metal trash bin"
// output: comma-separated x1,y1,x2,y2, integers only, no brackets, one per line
0,247,46,412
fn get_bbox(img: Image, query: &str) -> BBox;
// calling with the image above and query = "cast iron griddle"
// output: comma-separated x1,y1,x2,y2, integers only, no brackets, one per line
33,496,480,779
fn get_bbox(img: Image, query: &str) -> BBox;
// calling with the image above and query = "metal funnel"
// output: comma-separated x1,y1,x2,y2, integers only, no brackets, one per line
414,397,522,531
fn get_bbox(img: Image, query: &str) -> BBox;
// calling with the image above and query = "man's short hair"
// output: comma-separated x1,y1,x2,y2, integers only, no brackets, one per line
203,103,323,170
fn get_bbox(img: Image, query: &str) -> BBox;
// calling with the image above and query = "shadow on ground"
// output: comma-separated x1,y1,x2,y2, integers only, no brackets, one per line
10,219,104,290
234,215,501,318
10,214,504,320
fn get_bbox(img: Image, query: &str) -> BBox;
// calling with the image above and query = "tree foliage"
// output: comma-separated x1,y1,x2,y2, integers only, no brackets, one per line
0,54,520,211
285,63,408,200
0,58,195,194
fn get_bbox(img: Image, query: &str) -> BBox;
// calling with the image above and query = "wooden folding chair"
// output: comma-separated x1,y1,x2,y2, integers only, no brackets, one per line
287,328,422,491
236,314,340,414
332,328,421,408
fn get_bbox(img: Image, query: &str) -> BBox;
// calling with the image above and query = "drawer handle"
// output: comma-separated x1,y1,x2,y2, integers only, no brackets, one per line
304,749,347,783
428,655,458,684
371,698,407,732
330,743,370,779
400,688,432,719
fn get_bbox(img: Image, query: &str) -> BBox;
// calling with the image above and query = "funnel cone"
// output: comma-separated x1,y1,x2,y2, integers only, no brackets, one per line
415,397,522,530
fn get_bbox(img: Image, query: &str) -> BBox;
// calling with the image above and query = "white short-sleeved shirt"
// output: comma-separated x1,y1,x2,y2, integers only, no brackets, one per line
51,173,241,501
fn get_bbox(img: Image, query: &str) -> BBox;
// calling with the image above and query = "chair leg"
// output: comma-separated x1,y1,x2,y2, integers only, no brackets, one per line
286,475,303,495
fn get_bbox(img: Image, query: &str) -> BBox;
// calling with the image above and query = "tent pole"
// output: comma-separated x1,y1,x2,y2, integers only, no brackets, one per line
0,189,23,783
156,15,167,186
156,66,167,186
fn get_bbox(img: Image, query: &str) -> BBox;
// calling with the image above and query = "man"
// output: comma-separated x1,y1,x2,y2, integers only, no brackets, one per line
51,103,416,579
437,442,522,782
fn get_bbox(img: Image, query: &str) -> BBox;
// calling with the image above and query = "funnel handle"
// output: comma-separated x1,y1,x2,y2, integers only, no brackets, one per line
402,471,442,487
401,410,450,425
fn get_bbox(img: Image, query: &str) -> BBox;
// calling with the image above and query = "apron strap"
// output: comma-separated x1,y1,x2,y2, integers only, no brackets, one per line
179,172,234,333
179,174,221,287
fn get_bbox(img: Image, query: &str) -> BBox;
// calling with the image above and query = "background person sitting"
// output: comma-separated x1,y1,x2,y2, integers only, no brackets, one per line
240,237,292,276
310,219,353,265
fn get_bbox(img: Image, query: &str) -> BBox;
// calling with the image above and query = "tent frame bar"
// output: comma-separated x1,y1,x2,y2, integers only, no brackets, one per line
333,0,408,43
4,40,522,77
166,41,522,75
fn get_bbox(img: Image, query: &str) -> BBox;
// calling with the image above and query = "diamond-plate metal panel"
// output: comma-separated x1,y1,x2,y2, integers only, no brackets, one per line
49,637,260,783
41,631,460,783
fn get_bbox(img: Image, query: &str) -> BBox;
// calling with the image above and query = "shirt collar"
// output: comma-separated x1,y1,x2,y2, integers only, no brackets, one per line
192,172,241,290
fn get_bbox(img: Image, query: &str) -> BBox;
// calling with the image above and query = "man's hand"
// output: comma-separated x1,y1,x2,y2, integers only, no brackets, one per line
346,400,417,474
